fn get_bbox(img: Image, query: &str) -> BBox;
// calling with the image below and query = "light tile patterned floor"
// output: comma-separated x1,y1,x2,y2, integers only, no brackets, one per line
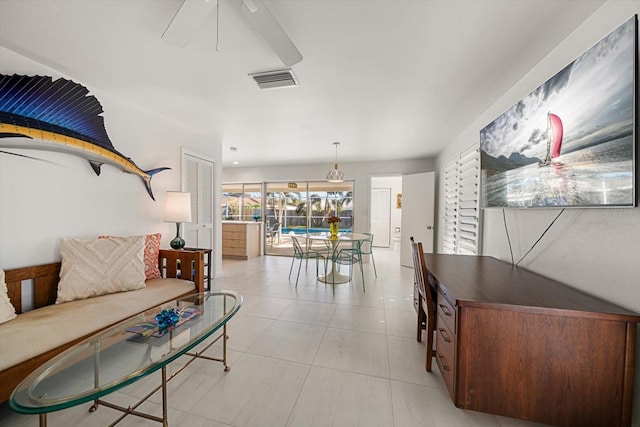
0,249,549,426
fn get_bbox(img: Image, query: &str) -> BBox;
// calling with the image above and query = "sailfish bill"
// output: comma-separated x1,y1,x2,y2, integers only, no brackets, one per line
0,74,170,200
538,112,564,167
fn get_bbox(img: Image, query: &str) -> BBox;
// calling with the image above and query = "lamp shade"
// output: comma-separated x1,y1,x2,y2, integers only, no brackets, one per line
164,191,192,223
326,165,345,182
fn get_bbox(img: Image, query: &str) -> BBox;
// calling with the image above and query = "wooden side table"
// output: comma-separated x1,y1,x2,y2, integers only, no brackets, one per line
184,247,212,290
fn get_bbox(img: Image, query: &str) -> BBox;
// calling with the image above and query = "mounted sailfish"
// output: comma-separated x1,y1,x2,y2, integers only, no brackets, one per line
538,112,564,167
0,74,169,200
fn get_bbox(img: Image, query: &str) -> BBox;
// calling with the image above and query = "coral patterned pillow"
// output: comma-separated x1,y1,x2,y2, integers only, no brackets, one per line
144,233,162,280
99,233,161,280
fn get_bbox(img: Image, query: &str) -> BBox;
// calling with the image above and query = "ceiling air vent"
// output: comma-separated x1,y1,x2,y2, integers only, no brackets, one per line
249,69,299,89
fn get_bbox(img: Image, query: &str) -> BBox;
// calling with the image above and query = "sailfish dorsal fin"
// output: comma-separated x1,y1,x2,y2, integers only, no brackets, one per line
0,74,115,151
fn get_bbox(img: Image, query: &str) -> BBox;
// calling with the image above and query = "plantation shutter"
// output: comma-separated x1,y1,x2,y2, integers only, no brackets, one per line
442,159,458,254
456,146,480,255
442,144,480,255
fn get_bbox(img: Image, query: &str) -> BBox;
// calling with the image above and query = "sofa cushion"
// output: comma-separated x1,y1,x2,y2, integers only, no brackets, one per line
99,233,162,280
0,278,195,372
57,236,146,303
0,269,16,325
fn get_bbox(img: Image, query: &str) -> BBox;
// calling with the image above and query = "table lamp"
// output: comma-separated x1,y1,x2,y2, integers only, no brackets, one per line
164,191,192,249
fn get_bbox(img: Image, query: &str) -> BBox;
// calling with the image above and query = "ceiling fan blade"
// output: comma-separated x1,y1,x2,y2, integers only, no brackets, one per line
162,0,217,47
240,0,303,66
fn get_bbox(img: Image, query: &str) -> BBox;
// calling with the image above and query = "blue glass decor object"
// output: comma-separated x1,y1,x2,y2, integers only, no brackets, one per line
155,308,180,331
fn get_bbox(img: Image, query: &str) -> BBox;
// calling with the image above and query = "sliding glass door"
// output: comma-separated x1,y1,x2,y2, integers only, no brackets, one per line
264,181,353,256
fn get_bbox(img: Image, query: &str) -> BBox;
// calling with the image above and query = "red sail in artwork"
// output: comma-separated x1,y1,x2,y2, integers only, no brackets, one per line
549,113,563,159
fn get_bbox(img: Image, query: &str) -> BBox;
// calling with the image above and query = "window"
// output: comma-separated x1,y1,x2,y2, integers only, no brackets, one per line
442,145,480,255
221,183,263,221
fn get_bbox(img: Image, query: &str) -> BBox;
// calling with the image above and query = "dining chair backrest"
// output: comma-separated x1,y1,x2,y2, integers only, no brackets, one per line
291,235,304,257
410,237,435,316
410,236,437,372
359,233,374,255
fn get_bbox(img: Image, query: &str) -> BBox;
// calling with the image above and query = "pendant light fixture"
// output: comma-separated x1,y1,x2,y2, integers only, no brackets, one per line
326,142,345,183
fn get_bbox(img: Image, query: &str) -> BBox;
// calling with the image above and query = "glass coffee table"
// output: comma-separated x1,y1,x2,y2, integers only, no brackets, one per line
10,291,242,427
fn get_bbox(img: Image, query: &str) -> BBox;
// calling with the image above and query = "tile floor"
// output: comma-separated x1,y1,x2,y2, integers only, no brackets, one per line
0,248,548,426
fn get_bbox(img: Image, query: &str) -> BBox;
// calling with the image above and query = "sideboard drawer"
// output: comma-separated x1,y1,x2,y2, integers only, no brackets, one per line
436,315,455,398
437,290,456,334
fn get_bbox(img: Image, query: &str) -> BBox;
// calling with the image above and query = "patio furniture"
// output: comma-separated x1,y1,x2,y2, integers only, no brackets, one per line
266,222,280,246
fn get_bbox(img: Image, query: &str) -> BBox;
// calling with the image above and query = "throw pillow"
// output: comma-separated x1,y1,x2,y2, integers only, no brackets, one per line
56,235,146,303
143,233,162,280
0,269,17,324
99,233,162,280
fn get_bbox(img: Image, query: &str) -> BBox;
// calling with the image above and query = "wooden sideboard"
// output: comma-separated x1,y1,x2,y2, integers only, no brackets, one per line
222,221,261,260
424,253,640,427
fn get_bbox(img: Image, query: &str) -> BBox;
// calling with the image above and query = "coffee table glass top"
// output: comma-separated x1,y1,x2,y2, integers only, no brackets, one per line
10,291,242,414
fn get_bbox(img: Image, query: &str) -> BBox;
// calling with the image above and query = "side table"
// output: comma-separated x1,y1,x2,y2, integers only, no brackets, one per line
185,247,212,290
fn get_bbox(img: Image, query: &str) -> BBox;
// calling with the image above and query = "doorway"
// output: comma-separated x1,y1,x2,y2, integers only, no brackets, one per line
370,176,403,249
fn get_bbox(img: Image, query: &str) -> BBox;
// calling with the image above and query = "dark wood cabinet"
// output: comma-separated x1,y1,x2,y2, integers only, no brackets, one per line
425,254,640,427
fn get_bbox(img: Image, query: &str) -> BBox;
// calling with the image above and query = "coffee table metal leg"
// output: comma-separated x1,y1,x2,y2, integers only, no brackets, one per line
223,323,230,371
161,366,168,427
89,339,101,413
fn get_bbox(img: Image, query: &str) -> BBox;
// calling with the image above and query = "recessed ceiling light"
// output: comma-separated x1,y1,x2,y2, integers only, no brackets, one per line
232,161,239,165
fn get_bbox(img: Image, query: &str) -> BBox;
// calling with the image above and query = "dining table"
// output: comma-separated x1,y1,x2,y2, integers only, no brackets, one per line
307,232,369,284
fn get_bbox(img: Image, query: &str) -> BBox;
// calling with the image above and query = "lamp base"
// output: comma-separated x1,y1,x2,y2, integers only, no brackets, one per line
170,223,185,249
170,236,185,249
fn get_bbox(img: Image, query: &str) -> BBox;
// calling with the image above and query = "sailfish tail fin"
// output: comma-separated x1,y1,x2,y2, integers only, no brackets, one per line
142,167,171,201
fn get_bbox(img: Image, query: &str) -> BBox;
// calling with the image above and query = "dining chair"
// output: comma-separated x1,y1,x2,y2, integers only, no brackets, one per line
410,236,436,372
289,235,327,288
306,235,332,272
333,244,365,293
360,232,377,278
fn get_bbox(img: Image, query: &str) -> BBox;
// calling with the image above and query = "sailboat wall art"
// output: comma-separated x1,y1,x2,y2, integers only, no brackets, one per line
480,15,637,208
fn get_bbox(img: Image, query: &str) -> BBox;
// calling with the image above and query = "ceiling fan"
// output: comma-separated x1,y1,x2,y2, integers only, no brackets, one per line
161,0,303,67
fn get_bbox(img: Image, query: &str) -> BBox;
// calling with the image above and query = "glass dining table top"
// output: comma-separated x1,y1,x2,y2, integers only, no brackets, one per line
10,291,242,415
307,232,369,243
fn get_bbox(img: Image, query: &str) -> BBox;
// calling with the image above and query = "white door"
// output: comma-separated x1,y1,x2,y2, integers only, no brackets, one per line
400,171,435,267
370,188,391,247
183,153,214,250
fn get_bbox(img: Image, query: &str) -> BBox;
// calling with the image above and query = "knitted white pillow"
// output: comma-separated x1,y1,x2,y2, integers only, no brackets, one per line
56,236,146,303
0,269,17,324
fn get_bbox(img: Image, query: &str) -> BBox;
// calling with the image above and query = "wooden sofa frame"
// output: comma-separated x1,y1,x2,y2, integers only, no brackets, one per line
0,248,205,403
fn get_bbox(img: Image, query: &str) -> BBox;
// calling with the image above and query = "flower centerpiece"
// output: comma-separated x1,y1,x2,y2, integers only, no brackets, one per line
326,215,341,239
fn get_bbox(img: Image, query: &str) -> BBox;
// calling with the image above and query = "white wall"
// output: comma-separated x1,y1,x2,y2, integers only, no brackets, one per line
436,0,640,310
0,47,223,276
223,158,434,237
434,2,640,423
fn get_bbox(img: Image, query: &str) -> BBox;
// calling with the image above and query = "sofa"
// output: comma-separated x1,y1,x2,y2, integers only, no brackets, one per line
0,245,204,403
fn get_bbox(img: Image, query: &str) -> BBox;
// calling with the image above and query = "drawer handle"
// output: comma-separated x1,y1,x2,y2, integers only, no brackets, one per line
439,304,452,316
436,353,450,371
438,328,451,342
